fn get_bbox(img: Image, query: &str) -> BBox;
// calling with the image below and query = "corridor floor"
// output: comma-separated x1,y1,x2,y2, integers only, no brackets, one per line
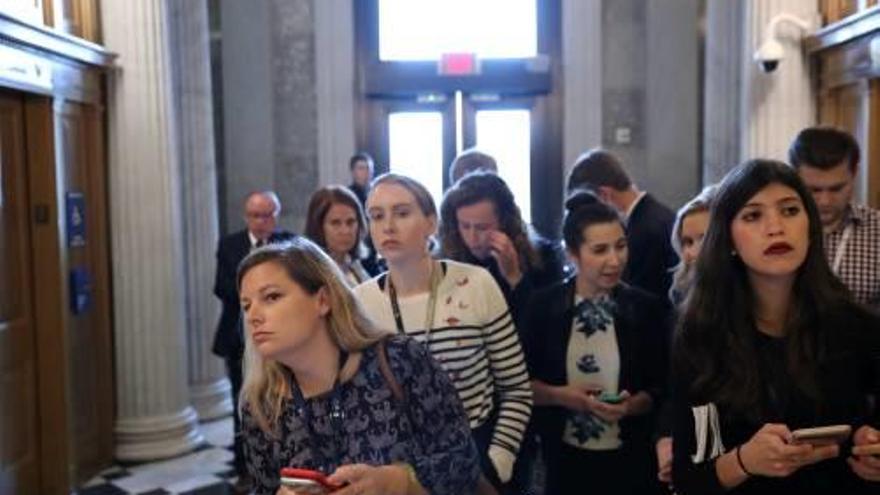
76,417,238,495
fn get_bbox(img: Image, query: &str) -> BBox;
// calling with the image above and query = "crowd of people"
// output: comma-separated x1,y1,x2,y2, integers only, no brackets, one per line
213,126,880,495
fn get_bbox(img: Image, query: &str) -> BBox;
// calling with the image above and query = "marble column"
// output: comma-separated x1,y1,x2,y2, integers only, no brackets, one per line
102,0,204,461
703,0,819,183
703,0,746,183
169,0,232,422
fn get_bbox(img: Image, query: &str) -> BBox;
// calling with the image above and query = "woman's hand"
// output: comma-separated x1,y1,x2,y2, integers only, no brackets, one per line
739,424,839,477
848,425,880,482
585,390,632,423
487,231,522,288
656,436,673,483
554,384,601,413
328,463,416,495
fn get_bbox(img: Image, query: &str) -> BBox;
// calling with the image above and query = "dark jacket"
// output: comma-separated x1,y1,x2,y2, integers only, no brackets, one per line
624,194,678,299
481,236,569,329
212,229,296,359
522,278,672,472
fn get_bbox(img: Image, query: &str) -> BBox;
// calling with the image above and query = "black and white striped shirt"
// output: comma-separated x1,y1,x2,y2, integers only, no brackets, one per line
354,260,533,456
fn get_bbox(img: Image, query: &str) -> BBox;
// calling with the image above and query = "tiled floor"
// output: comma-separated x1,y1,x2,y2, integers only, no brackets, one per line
77,417,240,495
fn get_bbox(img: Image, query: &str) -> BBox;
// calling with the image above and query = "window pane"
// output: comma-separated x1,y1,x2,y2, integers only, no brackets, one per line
476,109,531,223
379,0,537,61
388,112,444,208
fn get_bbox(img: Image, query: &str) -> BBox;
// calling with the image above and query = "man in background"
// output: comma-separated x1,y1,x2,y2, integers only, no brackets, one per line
789,126,880,308
348,151,374,207
449,147,499,184
566,149,678,299
212,191,295,492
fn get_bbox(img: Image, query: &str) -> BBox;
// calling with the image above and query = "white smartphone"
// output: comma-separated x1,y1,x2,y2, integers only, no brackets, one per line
790,424,852,446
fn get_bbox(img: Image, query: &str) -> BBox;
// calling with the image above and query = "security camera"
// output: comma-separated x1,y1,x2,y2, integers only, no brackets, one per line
754,38,784,73
754,13,813,74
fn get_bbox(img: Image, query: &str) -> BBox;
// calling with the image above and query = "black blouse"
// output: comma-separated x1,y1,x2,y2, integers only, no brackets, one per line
671,306,880,495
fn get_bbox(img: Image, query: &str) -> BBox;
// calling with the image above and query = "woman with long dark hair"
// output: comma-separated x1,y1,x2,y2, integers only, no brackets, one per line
304,185,378,286
672,159,880,494
523,190,670,495
439,172,566,323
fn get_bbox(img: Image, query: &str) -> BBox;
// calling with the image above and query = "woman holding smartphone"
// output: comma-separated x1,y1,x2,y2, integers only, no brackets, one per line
672,159,880,494
237,238,480,495
354,173,533,490
523,190,670,495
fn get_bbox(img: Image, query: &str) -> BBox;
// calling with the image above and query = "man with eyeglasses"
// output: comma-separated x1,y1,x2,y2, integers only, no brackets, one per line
212,191,295,493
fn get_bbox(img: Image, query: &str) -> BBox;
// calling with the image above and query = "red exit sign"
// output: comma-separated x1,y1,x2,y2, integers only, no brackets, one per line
438,53,480,76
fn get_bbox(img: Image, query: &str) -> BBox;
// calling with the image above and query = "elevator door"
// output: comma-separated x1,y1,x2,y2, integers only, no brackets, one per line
0,91,39,494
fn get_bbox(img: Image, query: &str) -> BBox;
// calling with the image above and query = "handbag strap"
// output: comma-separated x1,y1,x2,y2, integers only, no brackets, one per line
376,338,405,403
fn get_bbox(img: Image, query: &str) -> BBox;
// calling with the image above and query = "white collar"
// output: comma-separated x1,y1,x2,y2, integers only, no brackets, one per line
248,231,260,247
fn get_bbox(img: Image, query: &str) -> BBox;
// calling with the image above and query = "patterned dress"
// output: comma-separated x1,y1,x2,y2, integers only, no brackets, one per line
242,336,481,495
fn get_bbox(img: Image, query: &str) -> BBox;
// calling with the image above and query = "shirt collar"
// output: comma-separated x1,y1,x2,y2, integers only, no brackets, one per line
248,231,260,247
830,204,863,234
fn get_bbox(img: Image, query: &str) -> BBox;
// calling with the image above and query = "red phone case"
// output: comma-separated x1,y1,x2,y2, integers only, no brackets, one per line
280,468,342,491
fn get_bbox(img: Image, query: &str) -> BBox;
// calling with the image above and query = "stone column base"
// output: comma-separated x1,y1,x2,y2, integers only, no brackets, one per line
114,407,204,462
190,377,233,421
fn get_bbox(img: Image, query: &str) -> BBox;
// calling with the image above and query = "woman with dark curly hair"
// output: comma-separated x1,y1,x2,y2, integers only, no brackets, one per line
672,159,880,494
438,171,566,322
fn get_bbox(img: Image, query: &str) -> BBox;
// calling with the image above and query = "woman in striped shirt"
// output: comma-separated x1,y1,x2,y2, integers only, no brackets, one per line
354,173,533,491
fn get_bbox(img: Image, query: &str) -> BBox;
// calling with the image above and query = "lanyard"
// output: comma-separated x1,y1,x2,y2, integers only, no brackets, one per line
287,348,350,472
387,260,441,344
832,223,854,275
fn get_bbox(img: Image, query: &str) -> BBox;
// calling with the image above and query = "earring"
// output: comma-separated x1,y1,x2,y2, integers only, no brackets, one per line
731,249,738,257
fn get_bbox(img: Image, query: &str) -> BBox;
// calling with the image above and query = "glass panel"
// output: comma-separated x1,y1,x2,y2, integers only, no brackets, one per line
475,109,532,223
379,0,537,61
388,112,444,208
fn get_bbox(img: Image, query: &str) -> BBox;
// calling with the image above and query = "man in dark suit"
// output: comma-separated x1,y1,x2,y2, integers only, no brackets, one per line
347,151,374,208
213,191,294,492
566,149,678,299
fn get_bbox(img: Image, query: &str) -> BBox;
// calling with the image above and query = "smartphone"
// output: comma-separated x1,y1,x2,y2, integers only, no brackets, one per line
280,468,342,494
791,425,852,446
598,391,625,404
852,443,880,456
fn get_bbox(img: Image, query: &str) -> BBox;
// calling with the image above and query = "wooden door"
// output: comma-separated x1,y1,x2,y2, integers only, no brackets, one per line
54,99,114,484
0,92,40,494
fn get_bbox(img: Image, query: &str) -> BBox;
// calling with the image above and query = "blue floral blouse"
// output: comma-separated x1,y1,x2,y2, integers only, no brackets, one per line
242,335,481,495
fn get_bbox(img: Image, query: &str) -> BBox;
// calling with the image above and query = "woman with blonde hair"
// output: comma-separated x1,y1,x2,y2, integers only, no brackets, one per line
238,237,479,495
355,173,533,491
668,184,718,305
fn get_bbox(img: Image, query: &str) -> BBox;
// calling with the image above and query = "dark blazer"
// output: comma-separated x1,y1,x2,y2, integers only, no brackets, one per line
522,278,672,472
624,194,678,299
481,236,569,329
212,229,296,359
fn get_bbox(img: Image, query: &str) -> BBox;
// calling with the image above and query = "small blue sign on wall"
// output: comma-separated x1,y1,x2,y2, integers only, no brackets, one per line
69,267,92,315
66,191,86,247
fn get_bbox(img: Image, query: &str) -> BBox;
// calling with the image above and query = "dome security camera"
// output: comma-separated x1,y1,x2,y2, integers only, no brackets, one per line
753,13,812,74
754,38,785,73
